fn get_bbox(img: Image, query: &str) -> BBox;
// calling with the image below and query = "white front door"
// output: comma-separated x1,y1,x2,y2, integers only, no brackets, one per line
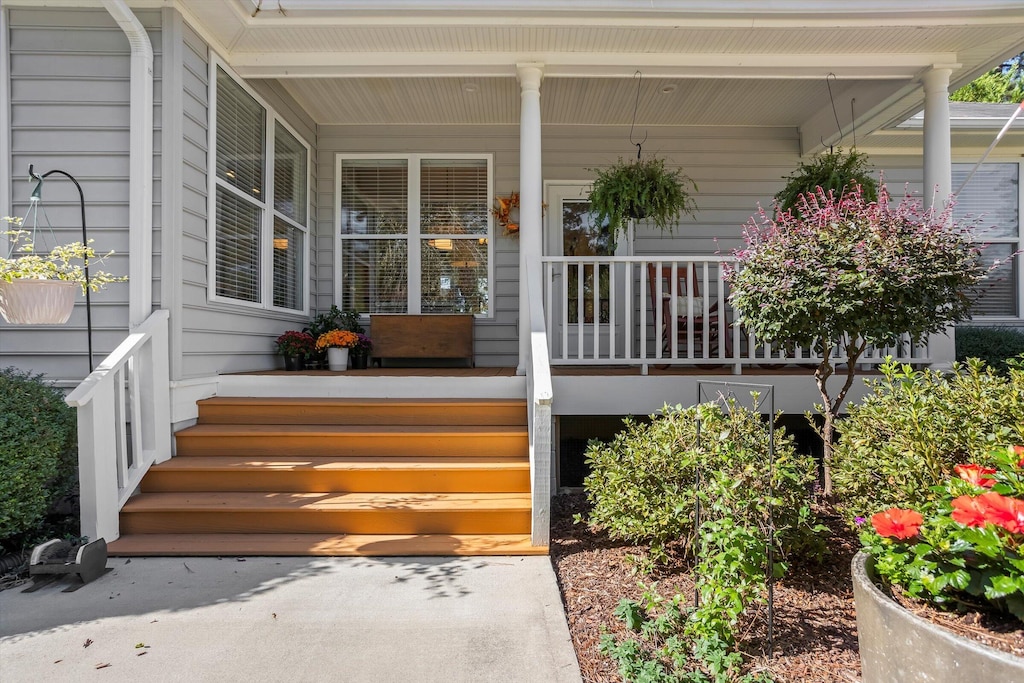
543,183,629,359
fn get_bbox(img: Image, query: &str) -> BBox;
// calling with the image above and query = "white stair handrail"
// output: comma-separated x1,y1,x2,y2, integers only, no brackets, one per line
524,259,553,547
66,309,171,543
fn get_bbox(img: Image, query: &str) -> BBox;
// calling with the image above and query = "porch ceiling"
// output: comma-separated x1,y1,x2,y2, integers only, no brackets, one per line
168,0,1024,152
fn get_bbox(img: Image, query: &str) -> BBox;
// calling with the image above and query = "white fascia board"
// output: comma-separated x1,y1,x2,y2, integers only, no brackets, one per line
231,51,953,80
229,1,1024,27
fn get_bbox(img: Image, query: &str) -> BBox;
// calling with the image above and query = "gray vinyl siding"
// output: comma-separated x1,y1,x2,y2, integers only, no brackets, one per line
173,24,319,379
2,7,162,382
318,124,923,365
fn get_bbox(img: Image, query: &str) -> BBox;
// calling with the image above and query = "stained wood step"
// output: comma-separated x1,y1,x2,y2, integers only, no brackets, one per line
141,456,530,493
119,491,532,535
197,397,527,426
107,533,546,556
174,424,528,458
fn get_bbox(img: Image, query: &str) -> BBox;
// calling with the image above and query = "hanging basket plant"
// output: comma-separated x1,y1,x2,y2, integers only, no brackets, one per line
1,218,124,325
0,279,79,325
774,148,878,214
587,156,697,237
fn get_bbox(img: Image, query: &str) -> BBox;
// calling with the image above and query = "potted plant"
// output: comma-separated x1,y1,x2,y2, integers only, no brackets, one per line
853,444,1024,681
305,305,364,368
316,329,360,371
351,333,372,370
0,221,124,325
274,330,316,371
587,156,697,238
774,147,877,214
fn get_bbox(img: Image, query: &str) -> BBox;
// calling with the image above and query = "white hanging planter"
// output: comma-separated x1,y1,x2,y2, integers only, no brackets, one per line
327,347,349,372
0,279,78,325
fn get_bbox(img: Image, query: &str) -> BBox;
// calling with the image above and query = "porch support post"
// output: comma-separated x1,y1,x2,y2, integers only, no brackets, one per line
517,63,544,375
921,65,956,369
922,66,953,211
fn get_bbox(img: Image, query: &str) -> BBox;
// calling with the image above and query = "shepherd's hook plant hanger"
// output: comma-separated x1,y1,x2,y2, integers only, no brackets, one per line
26,164,95,371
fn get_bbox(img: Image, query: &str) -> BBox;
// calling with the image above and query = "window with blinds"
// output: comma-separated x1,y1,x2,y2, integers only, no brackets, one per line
211,59,309,312
338,156,492,316
953,163,1020,318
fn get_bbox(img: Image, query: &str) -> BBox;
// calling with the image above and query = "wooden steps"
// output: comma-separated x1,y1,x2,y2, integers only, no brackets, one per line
196,397,527,426
174,424,528,458
109,397,542,557
141,456,530,493
106,533,546,556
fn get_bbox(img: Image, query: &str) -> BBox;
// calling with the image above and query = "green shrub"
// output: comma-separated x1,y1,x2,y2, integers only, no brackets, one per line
582,401,819,562
0,367,77,543
832,359,1024,522
956,326,1024,374
598,423,804,682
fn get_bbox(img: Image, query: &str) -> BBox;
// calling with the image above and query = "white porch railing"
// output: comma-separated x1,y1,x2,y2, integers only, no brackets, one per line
65,309,171,542
542,256,930,373
524,259,554,548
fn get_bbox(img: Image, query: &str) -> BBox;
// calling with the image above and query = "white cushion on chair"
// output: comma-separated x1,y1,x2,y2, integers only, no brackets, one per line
673,296,704,314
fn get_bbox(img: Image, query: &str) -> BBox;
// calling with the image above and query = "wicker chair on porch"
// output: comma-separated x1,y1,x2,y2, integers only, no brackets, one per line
646,263,732,360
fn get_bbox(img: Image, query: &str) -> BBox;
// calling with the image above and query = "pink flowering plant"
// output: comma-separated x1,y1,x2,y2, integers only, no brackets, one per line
861,444,1024,622
724,184,987,496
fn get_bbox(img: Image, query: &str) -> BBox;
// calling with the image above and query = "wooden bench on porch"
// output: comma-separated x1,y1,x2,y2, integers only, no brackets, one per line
371,314,475,367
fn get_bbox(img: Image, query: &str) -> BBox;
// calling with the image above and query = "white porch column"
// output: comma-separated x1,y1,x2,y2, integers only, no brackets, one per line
922,66,953,210
921,65,956,369
517,63,544,375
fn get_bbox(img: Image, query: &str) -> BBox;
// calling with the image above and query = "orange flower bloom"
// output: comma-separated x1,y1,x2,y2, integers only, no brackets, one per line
316,329,359,350
976,492,1024,534
954,463,997,488
951,495,989,528
1014,445,1024,468
871,508,924,540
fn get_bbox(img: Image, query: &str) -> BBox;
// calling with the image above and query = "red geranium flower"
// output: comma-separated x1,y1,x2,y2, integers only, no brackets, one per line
1014,445,1024,468
951,495,988,528
871,508,924,540
954,463,997,488
976,492,1024,534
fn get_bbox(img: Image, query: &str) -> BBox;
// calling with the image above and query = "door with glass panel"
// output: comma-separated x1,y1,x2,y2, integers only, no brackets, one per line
544,183,627,359
337,156,492,317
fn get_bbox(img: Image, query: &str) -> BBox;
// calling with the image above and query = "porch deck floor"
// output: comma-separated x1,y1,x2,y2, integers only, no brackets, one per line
228,365,870,377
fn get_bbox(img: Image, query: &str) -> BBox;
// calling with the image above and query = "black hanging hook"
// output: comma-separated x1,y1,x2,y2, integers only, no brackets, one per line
818,72,844,153
629,70,648,159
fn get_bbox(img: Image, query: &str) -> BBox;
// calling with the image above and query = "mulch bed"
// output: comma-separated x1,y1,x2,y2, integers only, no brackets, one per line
549,491,863,683
551,491,1024,681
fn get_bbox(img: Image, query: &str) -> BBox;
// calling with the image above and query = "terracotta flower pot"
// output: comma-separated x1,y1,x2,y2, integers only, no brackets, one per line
852,551,1024,682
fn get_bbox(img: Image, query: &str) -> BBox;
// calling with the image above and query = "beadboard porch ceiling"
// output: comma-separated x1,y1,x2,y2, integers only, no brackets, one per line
164,0,1024,153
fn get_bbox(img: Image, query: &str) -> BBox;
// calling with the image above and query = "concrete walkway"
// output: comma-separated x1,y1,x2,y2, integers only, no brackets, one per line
0,555,581,683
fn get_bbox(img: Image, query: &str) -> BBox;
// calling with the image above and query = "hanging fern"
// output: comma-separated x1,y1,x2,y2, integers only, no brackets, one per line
774,148,878,213
587,157,697,236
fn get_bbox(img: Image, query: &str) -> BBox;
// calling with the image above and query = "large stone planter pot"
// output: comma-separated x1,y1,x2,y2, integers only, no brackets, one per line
852,551,1024,682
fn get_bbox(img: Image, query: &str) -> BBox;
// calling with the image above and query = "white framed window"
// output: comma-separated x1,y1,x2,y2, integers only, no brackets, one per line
953,161,1022,320
335,154,494,317
208,56,310,313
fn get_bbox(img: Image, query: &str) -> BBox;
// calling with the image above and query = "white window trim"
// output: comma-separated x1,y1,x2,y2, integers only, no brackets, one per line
207,54,311,315
334,152,495,319
953,157,1023,322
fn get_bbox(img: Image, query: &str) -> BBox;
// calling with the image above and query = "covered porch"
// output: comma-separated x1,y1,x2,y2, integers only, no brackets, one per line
9,0,1023,556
